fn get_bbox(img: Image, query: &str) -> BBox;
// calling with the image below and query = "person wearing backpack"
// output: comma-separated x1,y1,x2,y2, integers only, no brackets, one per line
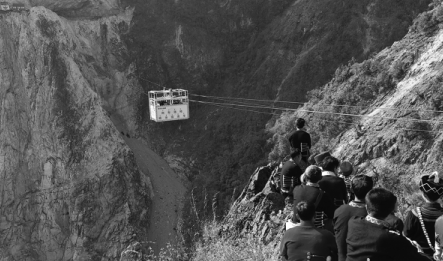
280,201,337,261
318,156,348,210
293,165,335,233
281,149,304,198
288,118,311,163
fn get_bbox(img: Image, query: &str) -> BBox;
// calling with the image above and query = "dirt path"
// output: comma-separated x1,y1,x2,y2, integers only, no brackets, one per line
123,137,187,255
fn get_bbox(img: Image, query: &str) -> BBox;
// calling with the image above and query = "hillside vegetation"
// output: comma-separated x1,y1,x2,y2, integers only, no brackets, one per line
185,1,443,260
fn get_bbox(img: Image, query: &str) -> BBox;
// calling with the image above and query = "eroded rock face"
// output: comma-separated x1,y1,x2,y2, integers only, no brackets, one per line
0,7,149,260
30,0,122,17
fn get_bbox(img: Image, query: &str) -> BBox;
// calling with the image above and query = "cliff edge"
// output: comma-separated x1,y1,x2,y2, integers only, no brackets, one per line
0,7,150,260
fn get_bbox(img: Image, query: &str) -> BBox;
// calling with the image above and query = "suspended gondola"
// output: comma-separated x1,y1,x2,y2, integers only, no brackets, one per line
148,89,189,122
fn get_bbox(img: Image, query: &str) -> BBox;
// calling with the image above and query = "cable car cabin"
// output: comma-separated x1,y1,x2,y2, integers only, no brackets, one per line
148,89,190,122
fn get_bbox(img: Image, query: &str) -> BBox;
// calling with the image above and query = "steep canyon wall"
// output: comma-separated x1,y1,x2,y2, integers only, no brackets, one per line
0,7,150,260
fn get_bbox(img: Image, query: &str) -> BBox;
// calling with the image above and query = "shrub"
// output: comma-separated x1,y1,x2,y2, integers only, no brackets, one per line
191,221,277,261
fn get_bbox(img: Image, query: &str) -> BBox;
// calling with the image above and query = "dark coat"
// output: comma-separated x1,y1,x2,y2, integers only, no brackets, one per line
318,174,348,208
281,160,303,193
280,225,338,261
293,184,335,223
333,202,367,261
404,202,443,257
288,130,311,150
346,216,432,261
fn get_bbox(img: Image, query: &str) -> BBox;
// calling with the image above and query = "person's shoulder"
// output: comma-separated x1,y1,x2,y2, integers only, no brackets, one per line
380,228,407,243
334,204,364,218
334,204,349,216
347,216,366,226
282,160,293,168
316,227,335,238
288,130,298,136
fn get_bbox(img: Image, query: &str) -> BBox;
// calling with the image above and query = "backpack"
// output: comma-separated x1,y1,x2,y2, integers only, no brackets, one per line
269,156,290,193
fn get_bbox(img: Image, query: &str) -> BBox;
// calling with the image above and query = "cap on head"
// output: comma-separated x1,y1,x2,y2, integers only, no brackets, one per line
420,172,443,202
314,151,331,165
340,161,354,177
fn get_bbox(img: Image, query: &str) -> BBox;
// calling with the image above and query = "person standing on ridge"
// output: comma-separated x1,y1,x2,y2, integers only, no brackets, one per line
338,161,355,201
333,175,374,261
280,201,337,261
288,118,311,163
404,172,443,259
293,165,335,232
281,149,304,198
318,156,348,209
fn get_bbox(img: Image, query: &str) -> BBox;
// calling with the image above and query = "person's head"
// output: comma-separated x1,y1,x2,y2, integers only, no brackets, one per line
365,188,397,220
419,172,443,202
304,165,323,183
321,156,340,173
296,118,306,129
339,161,354,177
290,149,302,163
296,201,316,221
352,175,374,200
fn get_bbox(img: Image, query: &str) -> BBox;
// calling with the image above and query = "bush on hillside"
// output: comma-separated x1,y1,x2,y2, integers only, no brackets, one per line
191,221,277,261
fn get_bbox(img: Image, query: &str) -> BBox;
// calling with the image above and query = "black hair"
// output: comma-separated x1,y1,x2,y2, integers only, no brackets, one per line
291,149,301,159
296,118,306,129
296,201,315,221
352,175,374,199
321,156,340,172
365,188,397,219
305,165,323,183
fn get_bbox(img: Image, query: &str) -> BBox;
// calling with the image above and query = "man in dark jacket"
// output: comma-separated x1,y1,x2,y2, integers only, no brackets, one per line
333,175,373,261
281,201,338,261
288,118,311,162
293,165,335,230
281,149,304,197
346,188,432,261
319,156,348,210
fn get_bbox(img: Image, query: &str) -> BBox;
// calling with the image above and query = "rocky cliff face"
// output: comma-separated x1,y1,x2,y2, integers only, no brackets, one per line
219,2,443,256
29,0,122,17
116,0,432,214
0,7,150,260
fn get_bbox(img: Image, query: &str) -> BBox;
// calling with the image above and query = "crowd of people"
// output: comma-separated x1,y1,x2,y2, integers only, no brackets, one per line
278,118,443,261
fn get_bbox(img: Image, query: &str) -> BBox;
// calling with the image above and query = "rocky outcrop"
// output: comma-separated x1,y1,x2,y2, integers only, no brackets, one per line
29,0,122,18
0,7,149,260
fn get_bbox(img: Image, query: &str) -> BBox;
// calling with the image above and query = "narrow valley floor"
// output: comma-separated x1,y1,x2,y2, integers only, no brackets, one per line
123,136,187,255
